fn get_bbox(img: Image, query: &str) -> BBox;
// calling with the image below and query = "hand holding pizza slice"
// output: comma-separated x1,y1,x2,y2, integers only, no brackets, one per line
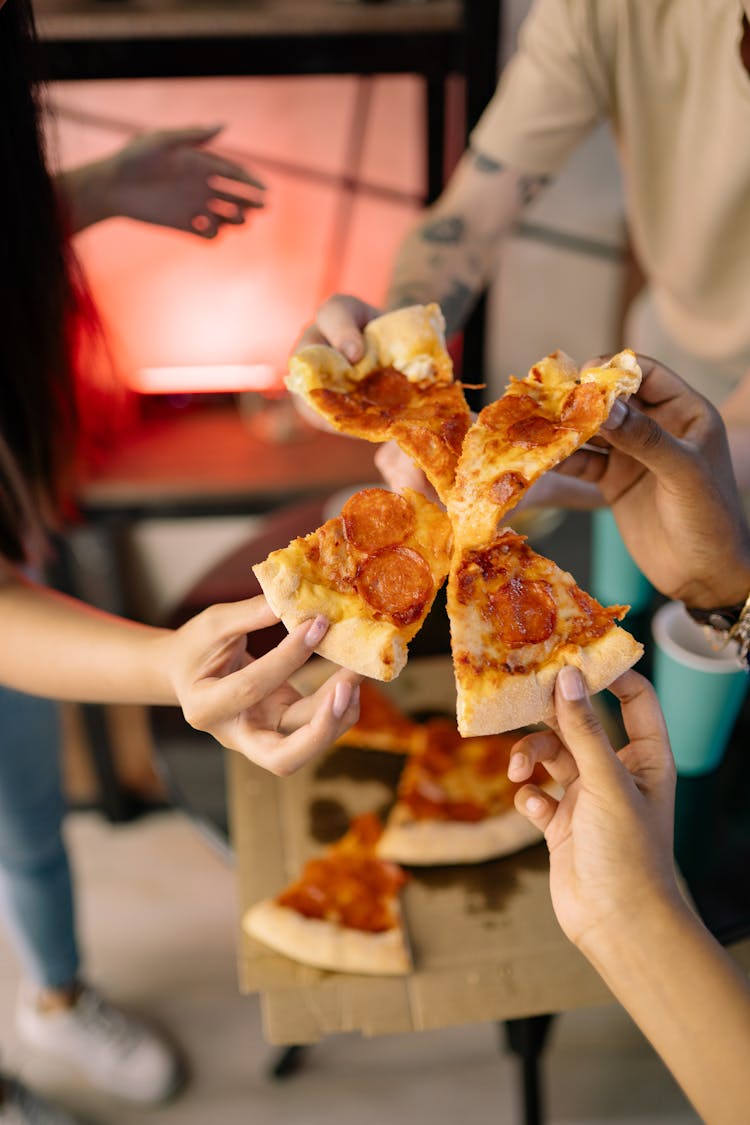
261,316,643,730
448,529,643,736
253,487,452,682
448,349,642,545
287,303,472,504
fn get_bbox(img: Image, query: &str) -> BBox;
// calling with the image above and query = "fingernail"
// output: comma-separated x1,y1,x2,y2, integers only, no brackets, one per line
508,752,528,781
332,681,352,719
304,615,328,646
525,795,546,816
342,341,360,363
558,665,585,701
602,397,628,430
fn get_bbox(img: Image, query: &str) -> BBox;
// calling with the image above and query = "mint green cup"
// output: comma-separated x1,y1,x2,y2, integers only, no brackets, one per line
591,508,653,612
652,601,748,776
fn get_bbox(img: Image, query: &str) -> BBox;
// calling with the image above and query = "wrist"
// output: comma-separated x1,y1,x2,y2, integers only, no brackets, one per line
142,629,181,706
58,158,118,233
680,559,750,614
576,881,689,975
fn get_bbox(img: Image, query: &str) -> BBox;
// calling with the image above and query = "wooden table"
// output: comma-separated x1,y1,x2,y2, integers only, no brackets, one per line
76,405,378,522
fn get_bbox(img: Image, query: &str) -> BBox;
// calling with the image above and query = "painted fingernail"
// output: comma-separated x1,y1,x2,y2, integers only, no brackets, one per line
304,615,329,646
508,752,528,780
525,795,546,816
602,397,628,430
558,665,585,701
332,681,352,719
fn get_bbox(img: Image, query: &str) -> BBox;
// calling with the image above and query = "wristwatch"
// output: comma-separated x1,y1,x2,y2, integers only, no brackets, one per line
686,590,750,668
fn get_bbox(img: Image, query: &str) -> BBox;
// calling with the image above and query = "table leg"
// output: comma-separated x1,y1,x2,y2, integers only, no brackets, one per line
500,1015,555,1125
269,1044,309,1081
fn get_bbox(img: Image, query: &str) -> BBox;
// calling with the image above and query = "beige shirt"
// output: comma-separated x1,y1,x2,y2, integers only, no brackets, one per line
471,0,750,374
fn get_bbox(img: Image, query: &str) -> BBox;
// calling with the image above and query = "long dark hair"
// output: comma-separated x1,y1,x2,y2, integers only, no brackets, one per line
0,0,82,562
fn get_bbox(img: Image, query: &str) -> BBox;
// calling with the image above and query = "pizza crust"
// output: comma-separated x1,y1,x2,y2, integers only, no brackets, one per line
457,625,643,736
376,803,544,865
287,303,453,404
361,304,453,384
243,898,411,976
253,554,408,681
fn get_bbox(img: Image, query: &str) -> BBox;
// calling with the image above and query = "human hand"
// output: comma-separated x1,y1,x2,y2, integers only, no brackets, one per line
163,596,361,775
509,667,679,956
72,126,266,238
556,356,750,608
294,293,382,362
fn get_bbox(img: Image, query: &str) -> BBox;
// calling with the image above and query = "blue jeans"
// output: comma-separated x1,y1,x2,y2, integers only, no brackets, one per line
0,686,79,988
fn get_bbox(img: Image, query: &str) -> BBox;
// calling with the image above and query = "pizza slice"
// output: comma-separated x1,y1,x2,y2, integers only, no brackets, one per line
287,304,472,503
334,679,426,755
253,487,452,681
448,529,643,736
377,717,553,865
448,349,642,545
243,813,411,975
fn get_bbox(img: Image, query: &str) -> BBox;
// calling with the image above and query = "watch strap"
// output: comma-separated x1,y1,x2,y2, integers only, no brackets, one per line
686,590,750,668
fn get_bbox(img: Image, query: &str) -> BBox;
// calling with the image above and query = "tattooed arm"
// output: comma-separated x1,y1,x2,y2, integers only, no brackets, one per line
296,149,551,363
385,148,552,335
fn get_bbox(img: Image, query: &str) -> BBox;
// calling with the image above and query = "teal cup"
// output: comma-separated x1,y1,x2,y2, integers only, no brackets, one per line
652,601,748,776
591,508,653,612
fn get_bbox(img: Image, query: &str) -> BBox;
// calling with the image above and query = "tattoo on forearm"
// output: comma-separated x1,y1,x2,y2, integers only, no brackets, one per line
472,149,506,175
421,216,465,245
519,173,552,206
439,280,476,335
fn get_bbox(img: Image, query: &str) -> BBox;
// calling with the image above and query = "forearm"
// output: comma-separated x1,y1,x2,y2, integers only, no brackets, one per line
385,152,538,335
385,214,491,336
583,896,750,1124
0,574,176,704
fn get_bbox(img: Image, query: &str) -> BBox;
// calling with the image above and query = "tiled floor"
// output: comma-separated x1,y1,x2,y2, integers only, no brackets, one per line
0,810,701,1125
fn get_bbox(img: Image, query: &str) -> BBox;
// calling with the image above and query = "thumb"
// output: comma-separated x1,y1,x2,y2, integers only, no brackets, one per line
553,666,623,791
601,397,691,480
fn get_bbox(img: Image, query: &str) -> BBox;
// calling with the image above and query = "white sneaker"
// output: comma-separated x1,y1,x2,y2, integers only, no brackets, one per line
0,1077,84,1125
15,984,183,1105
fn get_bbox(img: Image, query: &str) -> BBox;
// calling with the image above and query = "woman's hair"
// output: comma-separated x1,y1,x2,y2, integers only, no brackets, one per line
0,0,83,562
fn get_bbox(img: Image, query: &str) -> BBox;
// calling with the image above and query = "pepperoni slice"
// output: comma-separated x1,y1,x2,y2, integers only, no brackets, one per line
506,414,562,447
561,381,606,429
356,368,414,410
490,470,528,509
483,393,538,429
488,576,556,646
342,489,415,551
356,545,433,625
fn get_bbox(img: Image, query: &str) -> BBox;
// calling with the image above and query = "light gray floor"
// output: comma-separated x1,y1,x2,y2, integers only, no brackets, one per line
0,811,700,1124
